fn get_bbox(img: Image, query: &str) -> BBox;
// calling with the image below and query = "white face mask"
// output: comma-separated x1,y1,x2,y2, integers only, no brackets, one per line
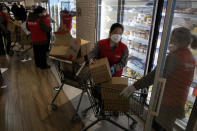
168,45,177,52
110,34,122,43
2,10,8,14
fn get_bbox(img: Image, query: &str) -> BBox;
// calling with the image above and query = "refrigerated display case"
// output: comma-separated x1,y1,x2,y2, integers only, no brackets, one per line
49,0,76,37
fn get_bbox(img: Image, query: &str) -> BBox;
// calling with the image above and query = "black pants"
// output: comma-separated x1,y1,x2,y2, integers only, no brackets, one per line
33,43,48,68
0,32,11,55
46,32,51,52
0,32,5,55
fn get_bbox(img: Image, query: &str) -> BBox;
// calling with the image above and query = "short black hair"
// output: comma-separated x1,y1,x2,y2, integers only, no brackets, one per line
109,23,124,34
34,6,45,14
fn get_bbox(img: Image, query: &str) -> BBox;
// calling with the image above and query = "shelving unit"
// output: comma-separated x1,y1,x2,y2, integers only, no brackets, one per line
122,3,153,78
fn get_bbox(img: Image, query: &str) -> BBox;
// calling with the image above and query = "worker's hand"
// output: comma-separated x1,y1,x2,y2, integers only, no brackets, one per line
110,66,115,76
120,85,136,98
89,59,95,65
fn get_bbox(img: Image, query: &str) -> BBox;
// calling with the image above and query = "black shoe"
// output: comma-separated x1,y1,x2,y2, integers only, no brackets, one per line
40,65,50,69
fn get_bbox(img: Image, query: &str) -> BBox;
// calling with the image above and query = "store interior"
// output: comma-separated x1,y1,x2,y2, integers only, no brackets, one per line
0,0,197,131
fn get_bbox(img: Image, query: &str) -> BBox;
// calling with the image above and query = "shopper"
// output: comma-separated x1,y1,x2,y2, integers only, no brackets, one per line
121,27,197,131
89,23,128,77
0,4,11,55
26,6,51,69
11,3,19,20
19,5,27,22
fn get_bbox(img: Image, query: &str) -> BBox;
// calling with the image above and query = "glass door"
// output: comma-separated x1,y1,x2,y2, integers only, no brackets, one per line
121,0,154,80
145,0,197,130
98,0,119,40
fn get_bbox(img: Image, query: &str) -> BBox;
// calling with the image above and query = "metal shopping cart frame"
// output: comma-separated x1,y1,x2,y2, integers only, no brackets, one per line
49,55,93,121
80,77,148,131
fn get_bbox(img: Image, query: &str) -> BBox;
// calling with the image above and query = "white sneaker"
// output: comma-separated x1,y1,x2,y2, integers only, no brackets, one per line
1,85,7,88
1,68,8,73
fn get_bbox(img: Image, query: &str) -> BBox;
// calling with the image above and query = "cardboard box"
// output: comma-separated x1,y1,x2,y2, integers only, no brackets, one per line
61,57,84,72
79,39,90,56
101,77,129,112
50,37,81,61
49,45,68,59
89,57,112,84
54,32,72,46
7,21,16,33
66,38,81,60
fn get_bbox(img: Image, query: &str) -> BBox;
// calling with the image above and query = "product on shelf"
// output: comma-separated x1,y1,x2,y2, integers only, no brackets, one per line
175,8,197,15
125,67,142,79
194,27,197,33
132,42,141,51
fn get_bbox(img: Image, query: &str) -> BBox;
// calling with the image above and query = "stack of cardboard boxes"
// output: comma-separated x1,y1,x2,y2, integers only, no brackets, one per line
49,32,90,61
89,57,129,112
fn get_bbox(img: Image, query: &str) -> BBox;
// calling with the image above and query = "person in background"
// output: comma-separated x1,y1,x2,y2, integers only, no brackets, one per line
26,6,51,69
89,23,128,77
0,4,11,55
121,27,197,131
11,3,19,20
59,8,76,33
19,5,27,22
42,8,52,52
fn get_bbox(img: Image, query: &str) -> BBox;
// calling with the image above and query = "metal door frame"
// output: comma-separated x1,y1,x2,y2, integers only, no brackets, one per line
144,0,177,130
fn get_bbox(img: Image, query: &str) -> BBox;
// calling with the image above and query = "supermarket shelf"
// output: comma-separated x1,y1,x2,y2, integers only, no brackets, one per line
129,48,147,60
129,36,149,45
127,62,144,75
174,13,197,19
124,22,151,30
162,12,197,19
127,56,145,75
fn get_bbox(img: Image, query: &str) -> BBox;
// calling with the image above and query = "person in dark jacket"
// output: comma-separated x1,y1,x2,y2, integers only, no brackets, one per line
121,27,197,131
0,4,11,55
11,3,19,20
19,5,27,22
26,6,51,69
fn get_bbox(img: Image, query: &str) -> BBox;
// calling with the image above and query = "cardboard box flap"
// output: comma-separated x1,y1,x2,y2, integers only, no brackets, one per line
54,33,72,46
89,57,109,69
101,77,128,90
49,45,68,58
112,77,128,85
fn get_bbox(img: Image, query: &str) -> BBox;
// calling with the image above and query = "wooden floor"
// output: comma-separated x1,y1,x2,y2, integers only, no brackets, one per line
0,54,84,131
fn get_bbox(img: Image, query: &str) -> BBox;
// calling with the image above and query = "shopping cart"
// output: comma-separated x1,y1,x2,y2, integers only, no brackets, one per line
81,78,148,131
49,55,92,120
10,26,33,61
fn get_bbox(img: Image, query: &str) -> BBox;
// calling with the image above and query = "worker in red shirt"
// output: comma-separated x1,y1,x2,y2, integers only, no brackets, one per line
27,6,51,69
42,8,53,52
121,27,197,131
59,9,76,33
88,23,128,114
89,23,128,77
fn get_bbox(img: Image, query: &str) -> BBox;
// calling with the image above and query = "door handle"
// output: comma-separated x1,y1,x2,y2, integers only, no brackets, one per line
151,77,166,116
